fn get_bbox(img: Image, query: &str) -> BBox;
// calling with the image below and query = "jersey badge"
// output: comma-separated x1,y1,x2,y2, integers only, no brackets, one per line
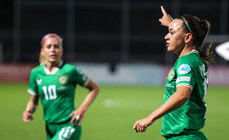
178,64,191,75
58,75,68,85
167,68,175,81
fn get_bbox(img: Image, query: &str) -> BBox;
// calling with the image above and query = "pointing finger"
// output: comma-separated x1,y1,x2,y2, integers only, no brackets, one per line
161,6,167,16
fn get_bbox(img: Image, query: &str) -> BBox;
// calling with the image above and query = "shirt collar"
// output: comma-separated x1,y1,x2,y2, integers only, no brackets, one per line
191,50,199,54
44,60,63,75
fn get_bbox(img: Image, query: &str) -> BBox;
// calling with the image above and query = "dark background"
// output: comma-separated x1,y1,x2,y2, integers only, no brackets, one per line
0,0,228,65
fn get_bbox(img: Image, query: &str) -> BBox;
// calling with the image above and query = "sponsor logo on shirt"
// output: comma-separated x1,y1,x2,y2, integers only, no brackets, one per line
178,64,191,74
165,83,174,88
57,86,67,90
167,68,175,81
58,75,68,85
176,76,190,83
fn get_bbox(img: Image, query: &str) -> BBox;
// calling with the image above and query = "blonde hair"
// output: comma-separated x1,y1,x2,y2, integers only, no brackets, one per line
39,33,63,65
39,53,46,65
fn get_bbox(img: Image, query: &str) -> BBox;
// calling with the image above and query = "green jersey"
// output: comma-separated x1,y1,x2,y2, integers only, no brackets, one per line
162,50,208,137
28,62,89,123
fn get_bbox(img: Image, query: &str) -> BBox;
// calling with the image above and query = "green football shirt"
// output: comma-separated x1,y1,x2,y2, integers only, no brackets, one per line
28,62,89,123
162,50,208,137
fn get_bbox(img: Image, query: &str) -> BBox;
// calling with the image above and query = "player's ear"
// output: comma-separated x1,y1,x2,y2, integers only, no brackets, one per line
184,33,192,44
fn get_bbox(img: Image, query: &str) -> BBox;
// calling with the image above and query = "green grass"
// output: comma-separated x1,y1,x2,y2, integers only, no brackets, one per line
0,83,228,140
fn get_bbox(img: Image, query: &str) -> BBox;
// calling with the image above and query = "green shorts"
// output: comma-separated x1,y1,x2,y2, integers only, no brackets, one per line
45,119,82,140
165,130,208,140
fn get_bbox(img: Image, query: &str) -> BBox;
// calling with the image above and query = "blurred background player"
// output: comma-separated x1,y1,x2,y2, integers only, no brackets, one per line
23,33,100,140
133,6,214,140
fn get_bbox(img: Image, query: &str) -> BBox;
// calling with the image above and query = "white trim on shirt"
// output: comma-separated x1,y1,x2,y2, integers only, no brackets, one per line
28,89,37,96
177,83,193,90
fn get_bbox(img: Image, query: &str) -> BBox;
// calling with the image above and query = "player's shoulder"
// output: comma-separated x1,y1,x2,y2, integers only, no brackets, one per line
61,63,83,73
31,64,44,73
62,63,76,70
178,51,200,65
176,52,203,74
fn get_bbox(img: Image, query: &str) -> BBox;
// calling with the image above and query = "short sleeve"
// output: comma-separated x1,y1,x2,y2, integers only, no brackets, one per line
27,69,38,95
175,63,195,90
72,66,89,86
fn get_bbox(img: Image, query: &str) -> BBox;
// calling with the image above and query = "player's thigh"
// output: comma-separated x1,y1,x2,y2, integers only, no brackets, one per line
52,125,82,140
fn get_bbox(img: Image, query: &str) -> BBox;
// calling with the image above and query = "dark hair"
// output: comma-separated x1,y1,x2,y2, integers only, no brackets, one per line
178,14,215,64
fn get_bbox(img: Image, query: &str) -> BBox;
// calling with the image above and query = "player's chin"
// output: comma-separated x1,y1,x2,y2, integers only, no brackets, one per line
167,47,175,53
167,47,172,52
49,58,59,63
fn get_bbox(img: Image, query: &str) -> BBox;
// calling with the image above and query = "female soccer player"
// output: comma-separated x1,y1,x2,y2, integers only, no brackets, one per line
133,6,214,140
23,33,100,140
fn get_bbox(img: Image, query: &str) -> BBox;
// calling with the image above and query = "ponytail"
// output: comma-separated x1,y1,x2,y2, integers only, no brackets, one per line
198,20,215,64
199,43,215,64
180,15,215,64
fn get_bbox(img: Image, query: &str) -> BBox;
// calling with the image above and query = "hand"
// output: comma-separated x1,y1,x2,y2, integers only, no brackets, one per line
133,117,153,133
69,109,85,126
159,6,173,27
23,110,33,122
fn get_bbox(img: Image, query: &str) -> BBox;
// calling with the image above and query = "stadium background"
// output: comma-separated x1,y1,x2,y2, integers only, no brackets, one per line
0,0,229,140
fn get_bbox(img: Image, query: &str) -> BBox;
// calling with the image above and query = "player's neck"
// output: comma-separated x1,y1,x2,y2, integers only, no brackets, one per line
178,45,195,58
45,61,61,72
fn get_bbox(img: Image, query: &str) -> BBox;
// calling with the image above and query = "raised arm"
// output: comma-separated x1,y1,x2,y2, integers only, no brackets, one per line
159,6,173,27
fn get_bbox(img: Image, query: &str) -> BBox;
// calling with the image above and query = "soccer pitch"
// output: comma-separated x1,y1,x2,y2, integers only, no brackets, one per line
0,83,228,140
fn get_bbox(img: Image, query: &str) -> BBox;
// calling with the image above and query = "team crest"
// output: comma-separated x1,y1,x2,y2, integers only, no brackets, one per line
167,68,175,81
178,64,191,75
58,75,68,85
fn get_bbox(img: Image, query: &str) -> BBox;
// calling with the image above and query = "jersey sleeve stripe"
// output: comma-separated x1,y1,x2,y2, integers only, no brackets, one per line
27,89,37,96
83,78,90,86
177,83,193,90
